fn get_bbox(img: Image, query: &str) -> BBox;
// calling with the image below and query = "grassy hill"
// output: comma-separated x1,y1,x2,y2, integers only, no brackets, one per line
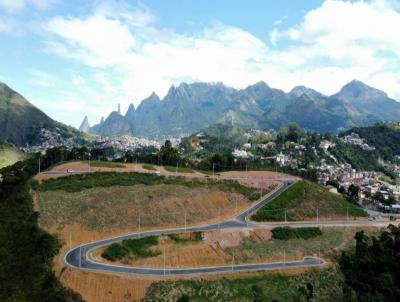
252,180,367,221
36,172,267,231
0,143,26,168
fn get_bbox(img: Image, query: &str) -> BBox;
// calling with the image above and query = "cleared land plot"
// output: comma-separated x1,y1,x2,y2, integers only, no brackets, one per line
252,180,367,221
37,184,251,231
36,172,274,232
95,227,362,269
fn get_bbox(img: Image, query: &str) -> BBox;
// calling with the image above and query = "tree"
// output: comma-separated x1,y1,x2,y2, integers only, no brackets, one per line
159,140,180,166
347,184,360,203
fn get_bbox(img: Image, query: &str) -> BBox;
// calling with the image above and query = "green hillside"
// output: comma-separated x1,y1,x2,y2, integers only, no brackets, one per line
252,180,367,221
0,143,26,168
342,123,400,161
0,82,86,146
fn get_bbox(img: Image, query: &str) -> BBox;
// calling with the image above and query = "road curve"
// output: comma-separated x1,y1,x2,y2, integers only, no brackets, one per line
64,180,323,276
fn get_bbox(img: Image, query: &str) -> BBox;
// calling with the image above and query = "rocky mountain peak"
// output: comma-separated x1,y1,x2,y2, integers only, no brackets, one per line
289,86,324,99
78,116,90,133
335,79,388,101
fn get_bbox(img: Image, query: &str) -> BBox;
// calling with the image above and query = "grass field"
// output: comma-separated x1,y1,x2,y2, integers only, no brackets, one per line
38,172,268,198
86,160,126,168
252,180,367,221
142,164,157,171
142,268,344,302
164,166,194,173
226,228,357,263
0,145,26,169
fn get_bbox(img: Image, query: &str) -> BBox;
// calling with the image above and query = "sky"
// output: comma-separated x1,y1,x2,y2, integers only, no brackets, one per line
1,0,400,128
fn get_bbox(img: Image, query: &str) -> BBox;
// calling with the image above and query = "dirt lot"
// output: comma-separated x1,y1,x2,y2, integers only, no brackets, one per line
35,161,295,184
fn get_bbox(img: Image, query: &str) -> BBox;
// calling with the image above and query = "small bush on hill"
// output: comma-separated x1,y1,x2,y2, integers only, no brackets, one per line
102,236,161,261
101,243,128,261
168,232,203,244
271,227,322,240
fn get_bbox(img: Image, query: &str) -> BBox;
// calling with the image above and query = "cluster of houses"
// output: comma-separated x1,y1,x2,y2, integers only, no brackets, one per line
93,135,161,151
341,133,376,151
22,128,81,153
22,128,162,154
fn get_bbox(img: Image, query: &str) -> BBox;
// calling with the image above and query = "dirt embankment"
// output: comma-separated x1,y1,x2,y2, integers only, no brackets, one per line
34,162,293,302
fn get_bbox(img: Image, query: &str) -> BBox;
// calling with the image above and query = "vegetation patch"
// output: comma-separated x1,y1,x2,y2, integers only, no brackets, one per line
102,236,161,261
142,164,157,171
38,171,266,199
252,180,367,221
226,228,357,264
164,166,194,173
142,268,344,302
87,160,126,168
0,143,26,168
271,227,322,240
38,172,169,192
167,232,203,244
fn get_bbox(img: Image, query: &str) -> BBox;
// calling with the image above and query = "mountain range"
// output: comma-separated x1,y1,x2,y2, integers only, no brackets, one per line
1,79,400,148
88,80,400,138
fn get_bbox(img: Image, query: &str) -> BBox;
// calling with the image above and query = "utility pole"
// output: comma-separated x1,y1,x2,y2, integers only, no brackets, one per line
38,156,41,174
184,210,187,234
218,208,220,230
138,215,141,238
283,249,286,267
316,207,319,223
212,163,215,178
79,245,82,268
235,199,238,214
284,208,287,224
231,253,235,271
163,245,166,276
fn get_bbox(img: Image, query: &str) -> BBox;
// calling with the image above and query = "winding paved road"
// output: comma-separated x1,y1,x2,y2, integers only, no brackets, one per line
64,179,380,276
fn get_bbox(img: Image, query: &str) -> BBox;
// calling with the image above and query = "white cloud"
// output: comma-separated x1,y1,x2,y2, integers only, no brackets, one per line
30,69,56,87
42,0,400,126
0,0,56,13
0,17,10,32
72,75,85,86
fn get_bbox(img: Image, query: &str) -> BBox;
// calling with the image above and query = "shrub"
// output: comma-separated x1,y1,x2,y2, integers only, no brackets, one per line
101,243,128,261
167,232,203,244
271,227,322,240
102,236,161,261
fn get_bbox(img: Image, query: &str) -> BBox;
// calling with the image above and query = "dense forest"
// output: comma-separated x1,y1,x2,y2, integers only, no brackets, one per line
340,224,400,301
0,152,84,301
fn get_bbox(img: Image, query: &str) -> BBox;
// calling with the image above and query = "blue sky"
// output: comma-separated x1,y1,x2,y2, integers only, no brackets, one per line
1,0,400,128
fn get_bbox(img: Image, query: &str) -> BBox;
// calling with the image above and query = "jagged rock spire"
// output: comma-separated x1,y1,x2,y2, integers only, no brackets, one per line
79,116,90,133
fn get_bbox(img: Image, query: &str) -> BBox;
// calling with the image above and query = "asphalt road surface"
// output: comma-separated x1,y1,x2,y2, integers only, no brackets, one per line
64,179,382,276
